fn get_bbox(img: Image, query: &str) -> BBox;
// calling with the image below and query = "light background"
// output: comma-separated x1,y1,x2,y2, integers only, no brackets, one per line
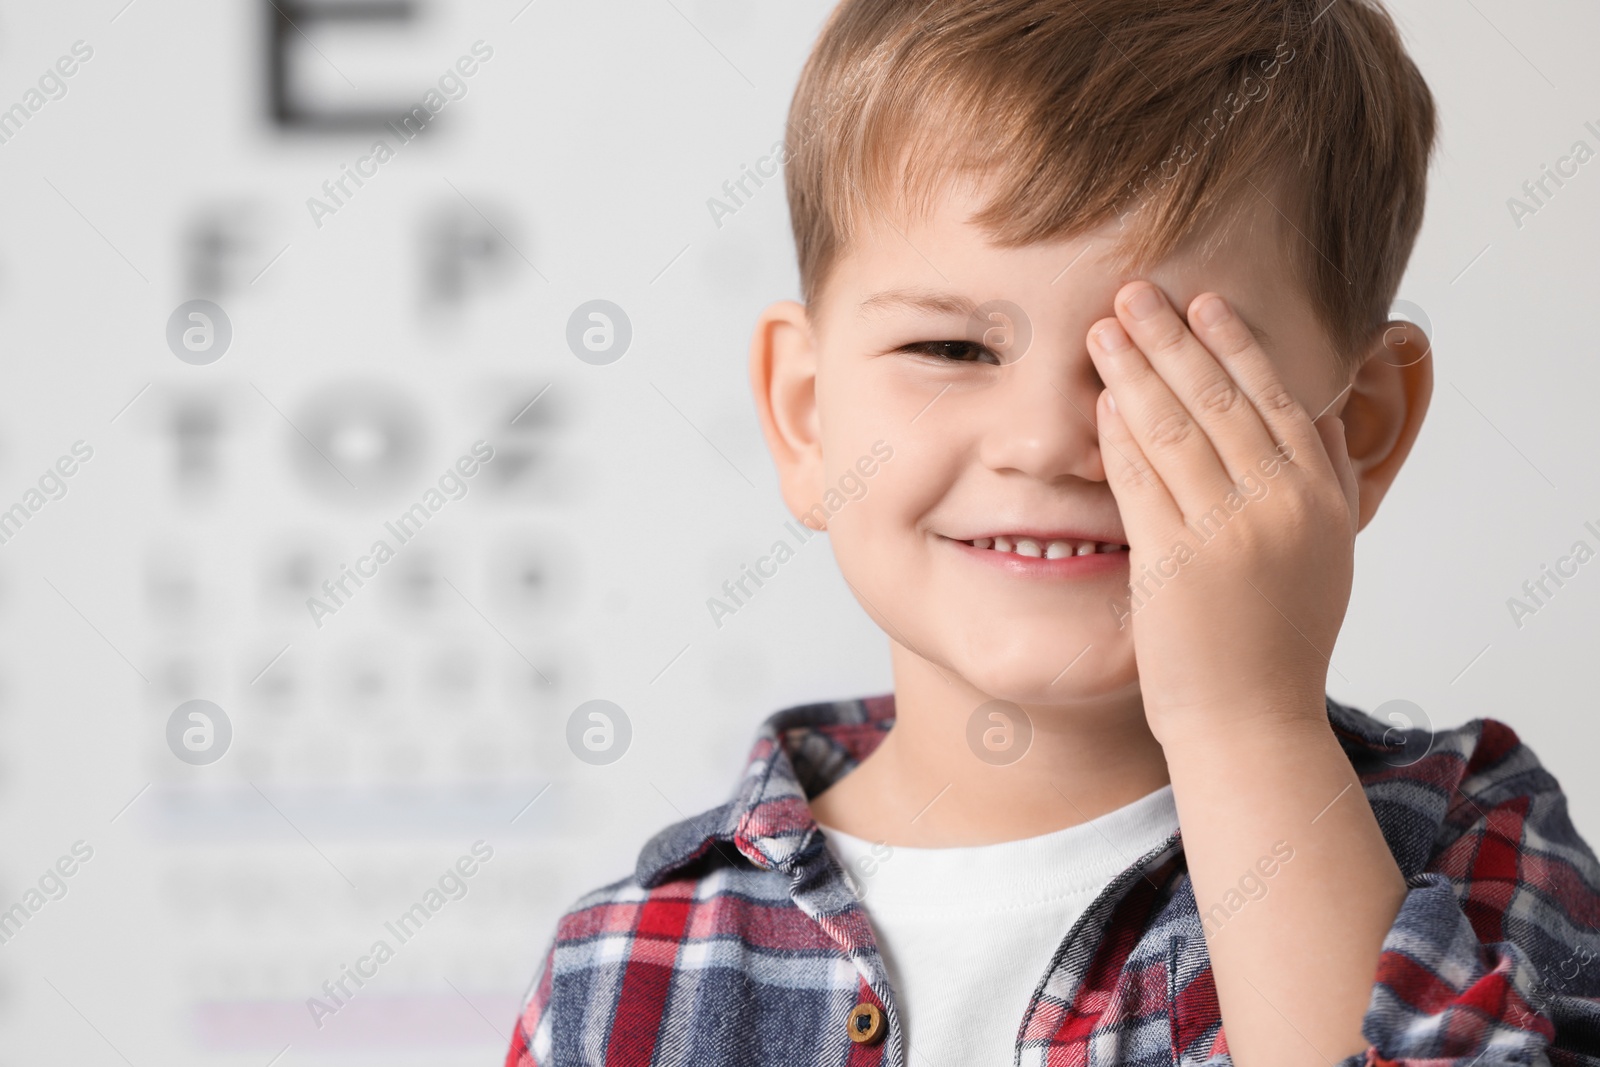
0,0,1595,1063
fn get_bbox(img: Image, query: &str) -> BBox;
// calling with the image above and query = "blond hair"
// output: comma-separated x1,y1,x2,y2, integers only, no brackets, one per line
783,0,1438,366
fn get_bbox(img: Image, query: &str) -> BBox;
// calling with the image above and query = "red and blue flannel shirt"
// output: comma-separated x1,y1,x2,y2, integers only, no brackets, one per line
505,693,1600,1065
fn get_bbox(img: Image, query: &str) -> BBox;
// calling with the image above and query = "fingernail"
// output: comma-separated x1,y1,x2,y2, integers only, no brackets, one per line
1195,296,1230,328
1104,389,1117,413
1094,323,1129,350
1126,286,1163,321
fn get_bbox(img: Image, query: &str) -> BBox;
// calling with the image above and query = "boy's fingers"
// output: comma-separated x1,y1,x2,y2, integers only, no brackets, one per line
1182,292,1329,477
1095,387,1182,530
1088,319,1234,515
1313,414,1360,533
1114,284,1280,478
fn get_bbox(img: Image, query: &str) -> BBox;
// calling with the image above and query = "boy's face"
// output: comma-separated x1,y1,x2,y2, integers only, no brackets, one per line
754,184,1393,709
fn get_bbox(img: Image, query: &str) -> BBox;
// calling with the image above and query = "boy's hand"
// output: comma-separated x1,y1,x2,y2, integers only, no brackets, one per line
1088,282,1405,1067
1086,281,1358,740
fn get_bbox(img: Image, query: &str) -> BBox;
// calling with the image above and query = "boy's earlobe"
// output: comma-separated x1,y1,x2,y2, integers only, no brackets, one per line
1338,319,1433,532
748,300,827,527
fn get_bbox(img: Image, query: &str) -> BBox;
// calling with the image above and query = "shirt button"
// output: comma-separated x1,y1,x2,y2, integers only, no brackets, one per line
846,1002,885,1045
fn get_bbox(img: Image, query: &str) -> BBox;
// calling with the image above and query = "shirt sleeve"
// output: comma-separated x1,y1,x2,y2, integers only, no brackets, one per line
1341,718,1600,1065
504,939,556,1067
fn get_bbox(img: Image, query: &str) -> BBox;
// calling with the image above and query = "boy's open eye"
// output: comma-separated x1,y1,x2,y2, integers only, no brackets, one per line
896,340,1003,366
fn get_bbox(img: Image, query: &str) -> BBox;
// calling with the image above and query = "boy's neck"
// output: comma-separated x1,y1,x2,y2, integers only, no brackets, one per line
808,643,1173,847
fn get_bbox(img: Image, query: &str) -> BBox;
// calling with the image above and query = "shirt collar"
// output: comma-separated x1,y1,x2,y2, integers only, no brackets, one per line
635,692,1399,888
636,694,895,887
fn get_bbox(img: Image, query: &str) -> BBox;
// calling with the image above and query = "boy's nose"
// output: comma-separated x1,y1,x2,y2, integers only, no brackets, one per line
975,350,1106,485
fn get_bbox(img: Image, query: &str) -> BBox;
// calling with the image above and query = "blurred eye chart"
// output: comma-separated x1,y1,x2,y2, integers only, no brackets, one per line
0,2,887,1063
4,1,1600,1064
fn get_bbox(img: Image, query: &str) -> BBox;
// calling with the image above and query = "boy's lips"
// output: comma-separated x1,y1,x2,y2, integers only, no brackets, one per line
940,532,1131,579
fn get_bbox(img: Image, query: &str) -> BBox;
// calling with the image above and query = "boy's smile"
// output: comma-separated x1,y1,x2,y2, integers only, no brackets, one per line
759,181,1352,709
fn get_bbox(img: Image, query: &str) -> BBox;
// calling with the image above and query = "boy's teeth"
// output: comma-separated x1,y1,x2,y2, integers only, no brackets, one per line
968,535,1132,556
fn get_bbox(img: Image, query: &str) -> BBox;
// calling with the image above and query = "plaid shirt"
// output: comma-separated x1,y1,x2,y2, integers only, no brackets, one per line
505,694,1600,1066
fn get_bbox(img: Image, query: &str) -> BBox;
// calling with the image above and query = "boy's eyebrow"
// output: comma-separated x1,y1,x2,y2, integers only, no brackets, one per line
858,286,1275,349
857,288,978,319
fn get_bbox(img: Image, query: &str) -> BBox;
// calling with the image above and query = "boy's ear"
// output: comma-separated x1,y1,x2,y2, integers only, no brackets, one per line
1336,319,1433,532
748,300,828,529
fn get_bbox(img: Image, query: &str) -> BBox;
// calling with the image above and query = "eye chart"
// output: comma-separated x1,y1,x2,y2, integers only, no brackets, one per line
0,2,888,1063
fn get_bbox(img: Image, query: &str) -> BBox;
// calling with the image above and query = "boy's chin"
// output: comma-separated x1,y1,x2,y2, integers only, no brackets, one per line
945,634,1139,709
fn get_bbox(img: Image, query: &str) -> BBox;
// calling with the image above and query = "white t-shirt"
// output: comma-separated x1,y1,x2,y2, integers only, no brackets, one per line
819,785,1180,1066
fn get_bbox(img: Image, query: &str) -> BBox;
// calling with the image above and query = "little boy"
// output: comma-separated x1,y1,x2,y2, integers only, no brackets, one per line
507,1,1600,1064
